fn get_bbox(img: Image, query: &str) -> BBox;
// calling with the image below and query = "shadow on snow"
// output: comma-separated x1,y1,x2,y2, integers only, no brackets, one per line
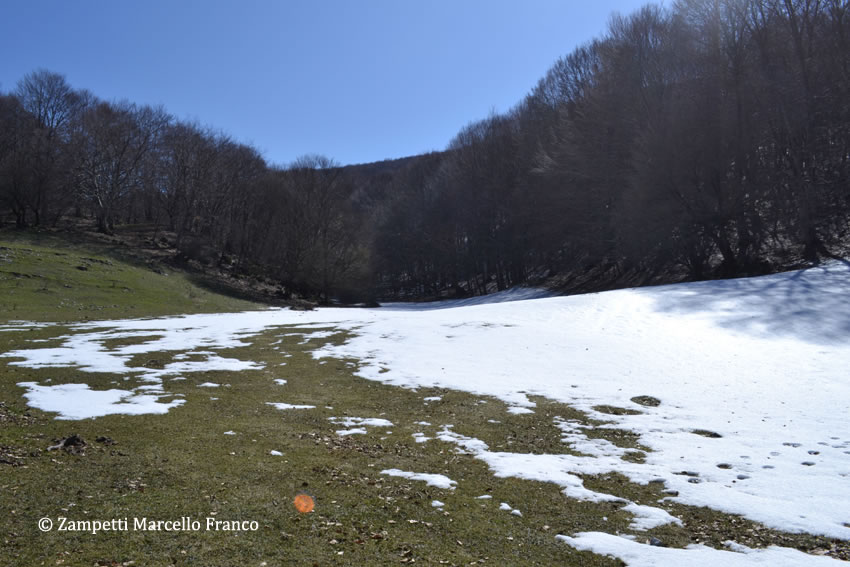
648,260,850,345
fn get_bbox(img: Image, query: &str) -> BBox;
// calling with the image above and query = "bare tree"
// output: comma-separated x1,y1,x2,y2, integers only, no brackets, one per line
0,95,37,227
13,70,81,225
73,100,169,233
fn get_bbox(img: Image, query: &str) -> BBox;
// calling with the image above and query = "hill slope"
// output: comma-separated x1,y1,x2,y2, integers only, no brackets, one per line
0,231,265,322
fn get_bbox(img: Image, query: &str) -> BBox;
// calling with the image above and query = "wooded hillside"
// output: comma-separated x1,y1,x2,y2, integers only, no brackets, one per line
2,0,848,302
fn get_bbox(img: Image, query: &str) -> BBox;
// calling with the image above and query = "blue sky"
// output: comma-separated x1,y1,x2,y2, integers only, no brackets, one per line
1,0,649,166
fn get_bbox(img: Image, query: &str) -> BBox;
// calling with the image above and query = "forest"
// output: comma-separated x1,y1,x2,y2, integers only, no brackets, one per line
1,0,848,302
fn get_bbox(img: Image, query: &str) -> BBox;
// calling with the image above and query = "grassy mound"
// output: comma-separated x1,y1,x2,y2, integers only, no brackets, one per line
0,230,262,323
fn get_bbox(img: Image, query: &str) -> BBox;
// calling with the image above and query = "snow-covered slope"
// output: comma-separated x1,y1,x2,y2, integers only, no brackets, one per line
316,262,850,541
4,262,850,565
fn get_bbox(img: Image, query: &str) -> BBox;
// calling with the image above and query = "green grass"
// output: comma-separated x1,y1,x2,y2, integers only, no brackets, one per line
0,328,629,566
0,231,260,323
0,234,847,565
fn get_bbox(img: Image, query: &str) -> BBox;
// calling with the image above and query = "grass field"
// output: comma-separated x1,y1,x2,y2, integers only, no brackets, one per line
1,231,845,566
0,231,261,323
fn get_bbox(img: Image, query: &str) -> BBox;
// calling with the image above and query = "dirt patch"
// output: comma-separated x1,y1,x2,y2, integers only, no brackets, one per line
0,401,39,427
691,429,722,438
0,445,31,466
630,395,661,407
593,405,642,416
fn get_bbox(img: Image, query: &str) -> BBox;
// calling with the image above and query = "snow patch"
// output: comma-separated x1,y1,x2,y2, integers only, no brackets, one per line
329,417,393,428
380,469,457,490
267,402,315,410
622,503,683,531
507,406,534,415
16,382,183,420
557,532,841,567
336,428,367,436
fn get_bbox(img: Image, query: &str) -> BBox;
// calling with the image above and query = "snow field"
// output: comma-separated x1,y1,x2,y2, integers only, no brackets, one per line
4,262,850,564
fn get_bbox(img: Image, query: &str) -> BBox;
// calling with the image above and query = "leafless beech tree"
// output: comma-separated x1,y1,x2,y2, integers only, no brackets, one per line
72,101,169,233
8,70,81,225
0,95,38,227
257,155,364,300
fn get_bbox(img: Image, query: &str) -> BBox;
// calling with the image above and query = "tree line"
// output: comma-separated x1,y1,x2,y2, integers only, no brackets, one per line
372,0,849,296
0,72,368,300
2,0,849,302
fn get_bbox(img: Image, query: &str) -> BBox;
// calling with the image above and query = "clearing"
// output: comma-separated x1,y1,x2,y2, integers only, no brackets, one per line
1,235,849,565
